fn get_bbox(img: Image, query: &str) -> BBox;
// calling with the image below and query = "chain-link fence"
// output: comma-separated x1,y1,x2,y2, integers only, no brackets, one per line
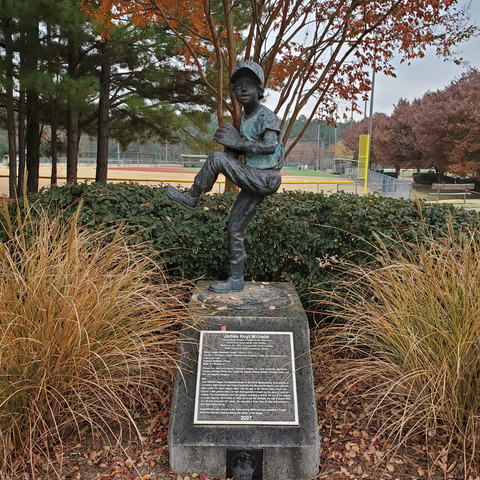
39,153,176,167
347,166,412,200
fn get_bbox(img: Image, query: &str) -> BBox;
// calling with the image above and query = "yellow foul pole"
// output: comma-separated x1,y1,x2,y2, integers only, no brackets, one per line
358,134,370,194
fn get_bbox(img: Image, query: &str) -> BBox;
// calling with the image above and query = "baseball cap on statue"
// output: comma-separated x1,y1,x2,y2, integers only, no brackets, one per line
230,60,265,88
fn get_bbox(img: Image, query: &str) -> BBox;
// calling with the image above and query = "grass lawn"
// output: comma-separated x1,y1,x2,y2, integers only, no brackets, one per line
184,166,339,178
281,168,339,177
412,183,480,208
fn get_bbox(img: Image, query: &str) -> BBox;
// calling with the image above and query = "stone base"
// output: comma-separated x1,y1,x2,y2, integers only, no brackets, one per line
195,282,293,310
168,282,320,480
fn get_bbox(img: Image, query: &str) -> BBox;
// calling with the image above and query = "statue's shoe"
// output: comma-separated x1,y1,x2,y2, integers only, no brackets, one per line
166,186,198,210
208,277,245,293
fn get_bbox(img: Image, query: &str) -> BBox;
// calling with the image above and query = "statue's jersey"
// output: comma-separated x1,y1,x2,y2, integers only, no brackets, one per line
240,105,284,170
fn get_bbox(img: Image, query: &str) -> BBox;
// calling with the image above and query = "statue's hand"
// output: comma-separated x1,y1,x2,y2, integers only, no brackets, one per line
224,147,240,159
213,124,243,149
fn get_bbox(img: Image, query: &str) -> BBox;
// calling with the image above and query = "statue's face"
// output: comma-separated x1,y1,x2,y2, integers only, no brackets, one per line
233,74,260,109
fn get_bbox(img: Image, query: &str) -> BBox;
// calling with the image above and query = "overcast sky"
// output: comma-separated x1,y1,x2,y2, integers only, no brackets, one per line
265,0,479,122
363,0,479,117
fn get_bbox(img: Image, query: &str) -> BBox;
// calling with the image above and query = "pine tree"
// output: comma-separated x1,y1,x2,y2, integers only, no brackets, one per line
0,4,17,198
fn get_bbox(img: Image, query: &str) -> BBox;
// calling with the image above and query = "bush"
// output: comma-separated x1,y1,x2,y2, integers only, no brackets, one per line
5,182,479,299
413,172,444,184
314,221,480,466
0,203,188,475
413,172,480,191
0,143,8,157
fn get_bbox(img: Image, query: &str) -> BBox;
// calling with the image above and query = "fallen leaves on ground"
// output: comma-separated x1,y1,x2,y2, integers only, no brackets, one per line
311,350,474,479
32,346,479,480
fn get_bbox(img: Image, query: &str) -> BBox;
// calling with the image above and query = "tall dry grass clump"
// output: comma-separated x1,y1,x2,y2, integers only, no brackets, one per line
0,204,187,474
315,219,480,467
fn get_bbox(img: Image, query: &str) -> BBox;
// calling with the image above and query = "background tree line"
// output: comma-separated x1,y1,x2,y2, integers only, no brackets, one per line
0,0,475,197
0,0,212,197
283,115,352,166
84,0,474,191
342,69,480,178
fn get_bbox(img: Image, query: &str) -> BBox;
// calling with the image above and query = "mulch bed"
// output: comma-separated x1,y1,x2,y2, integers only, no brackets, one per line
26,350,475,480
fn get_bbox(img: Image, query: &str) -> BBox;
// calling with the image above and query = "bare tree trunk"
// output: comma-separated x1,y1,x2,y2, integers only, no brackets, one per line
67,105,79,184
47,23,58,186
66,42,80,185
96,42,111,183
4,17,17,198
51,101,58,186
17,26,26,195
23,19,40,194
18,89,26,195
434,165,444,184
26,89,40,193
25,21,40,194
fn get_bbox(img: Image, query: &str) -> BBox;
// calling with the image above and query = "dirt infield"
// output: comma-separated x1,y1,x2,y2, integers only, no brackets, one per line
108,166,292,176
110,166,197,174
108,165,291,177
0,164,358,197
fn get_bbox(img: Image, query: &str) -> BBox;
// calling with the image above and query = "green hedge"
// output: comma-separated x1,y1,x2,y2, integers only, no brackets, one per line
413,172,480,190
3,182,478,298
413,172,440,185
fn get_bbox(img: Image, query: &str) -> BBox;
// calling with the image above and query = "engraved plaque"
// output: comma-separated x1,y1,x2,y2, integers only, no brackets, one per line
194,331,299,425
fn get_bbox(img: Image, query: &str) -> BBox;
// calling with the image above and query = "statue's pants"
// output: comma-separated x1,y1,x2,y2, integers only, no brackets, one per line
193,151,282,265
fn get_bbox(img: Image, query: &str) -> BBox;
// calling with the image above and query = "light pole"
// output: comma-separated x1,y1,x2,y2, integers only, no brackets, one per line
364,66,376,194
316,122,325,171
367,67,376,155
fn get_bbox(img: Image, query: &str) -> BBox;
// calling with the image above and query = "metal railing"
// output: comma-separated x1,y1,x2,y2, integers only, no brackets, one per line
150,178,355,193
281,179,355,193
346,166,411,200
39,175,354,193
0,173,355,194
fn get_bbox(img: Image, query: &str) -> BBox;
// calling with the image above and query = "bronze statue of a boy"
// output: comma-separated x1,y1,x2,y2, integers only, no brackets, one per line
167,60,283,293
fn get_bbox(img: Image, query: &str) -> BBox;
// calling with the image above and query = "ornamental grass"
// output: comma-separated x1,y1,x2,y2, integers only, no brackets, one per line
315,217,480,468
0,204,188,475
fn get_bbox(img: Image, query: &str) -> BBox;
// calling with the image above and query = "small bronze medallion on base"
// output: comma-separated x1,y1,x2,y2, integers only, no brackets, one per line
226,449,263,480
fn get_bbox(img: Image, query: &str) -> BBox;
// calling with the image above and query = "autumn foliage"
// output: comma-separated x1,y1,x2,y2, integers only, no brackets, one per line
81,0,474,153
342,69,480,176
414,69,480,176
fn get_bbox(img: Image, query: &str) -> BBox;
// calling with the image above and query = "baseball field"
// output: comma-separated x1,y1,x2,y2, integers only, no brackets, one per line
0,164,359,196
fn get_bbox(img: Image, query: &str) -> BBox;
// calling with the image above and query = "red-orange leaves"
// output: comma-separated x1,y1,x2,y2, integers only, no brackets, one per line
81,0,473,156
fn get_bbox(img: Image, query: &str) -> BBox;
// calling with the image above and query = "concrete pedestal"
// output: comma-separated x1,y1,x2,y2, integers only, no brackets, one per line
168,282,320,479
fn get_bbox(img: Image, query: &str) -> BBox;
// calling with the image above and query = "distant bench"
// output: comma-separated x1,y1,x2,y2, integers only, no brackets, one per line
431,183,475,203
